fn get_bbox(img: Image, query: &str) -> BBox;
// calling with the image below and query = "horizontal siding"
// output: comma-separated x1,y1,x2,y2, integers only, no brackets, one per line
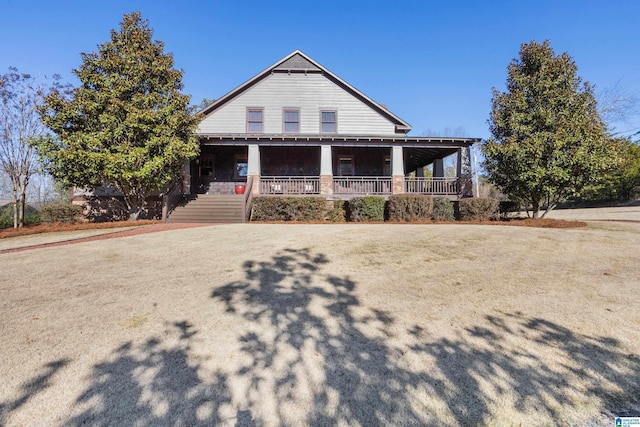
198,73,398,136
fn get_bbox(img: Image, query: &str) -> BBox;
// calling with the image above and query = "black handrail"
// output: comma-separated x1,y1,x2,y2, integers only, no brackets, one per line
161,176,184,223
242,176,254,223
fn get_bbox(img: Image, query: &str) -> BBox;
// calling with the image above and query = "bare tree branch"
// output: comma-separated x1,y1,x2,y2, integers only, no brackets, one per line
0,68,64,227
597,79,639,128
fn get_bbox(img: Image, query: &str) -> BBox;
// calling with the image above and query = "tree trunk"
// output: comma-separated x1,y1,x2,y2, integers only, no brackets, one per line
532,201,541,219
124,194,143,221
18,197,24,228
19,187,27,228
11,187,18,229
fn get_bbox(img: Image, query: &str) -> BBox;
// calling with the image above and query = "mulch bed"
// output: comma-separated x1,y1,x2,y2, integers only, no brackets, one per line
0,222,210,254
252,218,589,228
0,220,162,239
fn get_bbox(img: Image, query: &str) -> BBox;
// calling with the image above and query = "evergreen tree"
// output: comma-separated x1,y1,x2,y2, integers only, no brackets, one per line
587,138,640,201
482,40,614,218
37,12,199,220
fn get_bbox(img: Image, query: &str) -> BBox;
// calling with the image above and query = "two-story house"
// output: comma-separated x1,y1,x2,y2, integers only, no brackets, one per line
167,50,479,222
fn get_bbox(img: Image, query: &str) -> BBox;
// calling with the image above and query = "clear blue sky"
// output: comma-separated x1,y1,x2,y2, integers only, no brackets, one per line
1,0,639,140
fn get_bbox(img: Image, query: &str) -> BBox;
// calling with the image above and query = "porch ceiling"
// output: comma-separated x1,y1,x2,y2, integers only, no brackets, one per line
405,147,460,172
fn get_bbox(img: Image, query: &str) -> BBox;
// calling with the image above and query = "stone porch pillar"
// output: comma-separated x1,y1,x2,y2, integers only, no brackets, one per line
457,146,473,197
391,145,405,194
320,144,333,195
248,144,260,194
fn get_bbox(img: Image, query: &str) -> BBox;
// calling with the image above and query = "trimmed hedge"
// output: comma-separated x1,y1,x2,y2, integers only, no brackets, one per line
0,208,12,229
347,196,386,222
432,197,455,221
0,203,42,228
248,195,499,223
40,203,83,223
250,196,328,221
458,197,499,221
326,200,347,222
387,194,433,222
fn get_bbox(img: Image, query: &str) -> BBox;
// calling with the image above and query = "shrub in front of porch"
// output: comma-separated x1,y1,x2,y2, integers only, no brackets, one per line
347,196,386,222
387,194,433,222
326,200,347,222
458,197,500,221
250,197,328,222
432,197,455,221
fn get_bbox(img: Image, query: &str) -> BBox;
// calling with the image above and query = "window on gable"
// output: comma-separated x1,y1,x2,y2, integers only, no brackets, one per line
283,109,300,133
247,108,263,133
321,110,337,133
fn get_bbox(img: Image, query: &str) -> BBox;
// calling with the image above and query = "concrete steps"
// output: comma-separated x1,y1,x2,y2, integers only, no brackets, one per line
166,194,245,223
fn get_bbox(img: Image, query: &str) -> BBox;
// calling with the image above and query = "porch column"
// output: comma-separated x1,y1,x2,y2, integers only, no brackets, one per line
391,145,405,194
433,158,444,178
457,146,473,197
320,144,333,195
248,144,261,194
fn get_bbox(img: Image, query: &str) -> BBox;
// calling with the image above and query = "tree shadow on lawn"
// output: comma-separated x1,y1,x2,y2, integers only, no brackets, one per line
0,359,69,425
211,247,640,425
32,248,639,426
212,247,434,425
411,313,640,424
65,321,233,426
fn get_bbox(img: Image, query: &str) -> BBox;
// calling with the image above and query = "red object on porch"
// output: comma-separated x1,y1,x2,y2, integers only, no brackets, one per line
235,184,246,194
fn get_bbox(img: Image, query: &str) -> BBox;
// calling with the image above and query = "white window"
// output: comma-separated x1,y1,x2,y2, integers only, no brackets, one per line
321,110,337,133
283,109,300,133
247,108,263,133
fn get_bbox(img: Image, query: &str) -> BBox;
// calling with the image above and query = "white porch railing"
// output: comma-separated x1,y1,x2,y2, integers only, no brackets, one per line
405,177,459,195
257,176,459,196
260,176,320,195
333,177,392,195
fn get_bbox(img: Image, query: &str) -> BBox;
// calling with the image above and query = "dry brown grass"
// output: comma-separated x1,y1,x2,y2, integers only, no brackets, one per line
437,217,588,228
1,223,639,426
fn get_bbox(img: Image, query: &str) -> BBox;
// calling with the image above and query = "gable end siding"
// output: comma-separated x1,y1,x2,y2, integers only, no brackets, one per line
274,53,322,72
198,73,398,135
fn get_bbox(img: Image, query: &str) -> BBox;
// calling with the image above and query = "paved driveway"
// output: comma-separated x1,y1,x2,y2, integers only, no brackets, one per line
545,205,640,221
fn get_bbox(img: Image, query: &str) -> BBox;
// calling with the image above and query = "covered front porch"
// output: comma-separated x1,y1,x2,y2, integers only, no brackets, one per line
192,135,477,199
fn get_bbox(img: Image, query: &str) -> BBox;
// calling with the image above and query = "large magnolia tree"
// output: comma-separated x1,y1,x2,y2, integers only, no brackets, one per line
37,12,199,220
482,40,615,218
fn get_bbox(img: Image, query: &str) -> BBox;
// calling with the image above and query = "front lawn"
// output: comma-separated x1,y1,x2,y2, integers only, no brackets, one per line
1,223,638,425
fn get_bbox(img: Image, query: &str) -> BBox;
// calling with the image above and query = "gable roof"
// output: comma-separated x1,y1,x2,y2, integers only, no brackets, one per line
198,50,412,134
